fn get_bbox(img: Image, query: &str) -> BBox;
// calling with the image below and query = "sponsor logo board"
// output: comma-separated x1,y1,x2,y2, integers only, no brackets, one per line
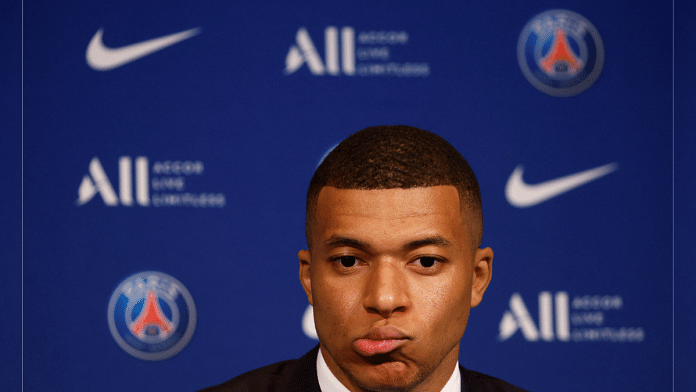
285,27,430,77
86,27,201,71
499,292,644,343
517,10,604,96
107,271,197,360
76,156,226,208
505,163,618,208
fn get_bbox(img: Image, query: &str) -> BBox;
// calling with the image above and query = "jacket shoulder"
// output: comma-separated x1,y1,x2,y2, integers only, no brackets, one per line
460,366,530,392
198,346,321,392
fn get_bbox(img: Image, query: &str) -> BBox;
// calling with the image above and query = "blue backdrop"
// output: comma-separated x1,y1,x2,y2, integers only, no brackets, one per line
15,1,690,391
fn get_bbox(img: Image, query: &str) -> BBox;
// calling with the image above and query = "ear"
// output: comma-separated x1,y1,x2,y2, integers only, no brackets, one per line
470,247,493,308
298,249,313,305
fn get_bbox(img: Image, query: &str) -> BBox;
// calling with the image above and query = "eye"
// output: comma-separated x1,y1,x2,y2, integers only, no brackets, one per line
416,257,438,268
409,256,445,274
336,256,358,268
329,255,366,275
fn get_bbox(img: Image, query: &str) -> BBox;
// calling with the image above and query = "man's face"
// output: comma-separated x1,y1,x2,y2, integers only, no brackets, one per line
299,185,493,392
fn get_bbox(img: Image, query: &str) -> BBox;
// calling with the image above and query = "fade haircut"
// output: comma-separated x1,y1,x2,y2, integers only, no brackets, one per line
305,125,483,249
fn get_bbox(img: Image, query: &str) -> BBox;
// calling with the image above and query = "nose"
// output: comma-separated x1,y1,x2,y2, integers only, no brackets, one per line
363,261,410,318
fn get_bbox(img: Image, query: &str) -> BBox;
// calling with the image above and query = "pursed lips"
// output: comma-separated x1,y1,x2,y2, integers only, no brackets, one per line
353,325,410,356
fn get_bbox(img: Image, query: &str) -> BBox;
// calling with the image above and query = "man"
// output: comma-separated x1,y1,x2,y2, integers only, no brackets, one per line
201,126,528,392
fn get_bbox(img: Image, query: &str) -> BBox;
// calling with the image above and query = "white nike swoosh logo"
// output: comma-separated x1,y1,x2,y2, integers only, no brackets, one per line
505,162,618,208
86,27,201,71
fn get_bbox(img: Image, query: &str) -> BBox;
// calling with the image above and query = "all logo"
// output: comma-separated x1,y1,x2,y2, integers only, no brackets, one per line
286,27,356,75
285,26,429,77
499,292,570,341
499,292,644,343
517,10,605,96
76,156,226,207
78,157,150,206
108,271,197,360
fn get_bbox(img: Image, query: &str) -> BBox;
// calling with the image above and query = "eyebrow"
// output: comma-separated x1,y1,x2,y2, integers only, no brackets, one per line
323,234,452,252
324,235,371,251
404,235,452,250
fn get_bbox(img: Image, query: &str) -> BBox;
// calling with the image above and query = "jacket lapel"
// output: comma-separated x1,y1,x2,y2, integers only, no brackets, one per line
287,345,322,392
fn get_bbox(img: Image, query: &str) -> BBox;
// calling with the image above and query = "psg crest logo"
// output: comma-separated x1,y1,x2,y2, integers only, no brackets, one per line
108,271,196,361
517,10,604,97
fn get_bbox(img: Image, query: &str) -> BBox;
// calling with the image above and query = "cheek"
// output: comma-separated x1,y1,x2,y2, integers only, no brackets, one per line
311,273,362,336
415,274,472,329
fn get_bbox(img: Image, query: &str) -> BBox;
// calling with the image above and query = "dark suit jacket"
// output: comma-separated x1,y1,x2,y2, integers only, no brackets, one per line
199,345,529,392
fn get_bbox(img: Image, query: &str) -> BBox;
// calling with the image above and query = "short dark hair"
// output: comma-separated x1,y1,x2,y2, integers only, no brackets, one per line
305,125,483,249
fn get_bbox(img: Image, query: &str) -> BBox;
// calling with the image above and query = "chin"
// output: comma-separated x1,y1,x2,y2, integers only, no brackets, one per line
354,377,420,392
348,362,424,392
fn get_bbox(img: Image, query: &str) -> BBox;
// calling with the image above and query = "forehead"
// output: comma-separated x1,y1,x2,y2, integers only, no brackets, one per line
317,186,460,218
312,186,469,247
